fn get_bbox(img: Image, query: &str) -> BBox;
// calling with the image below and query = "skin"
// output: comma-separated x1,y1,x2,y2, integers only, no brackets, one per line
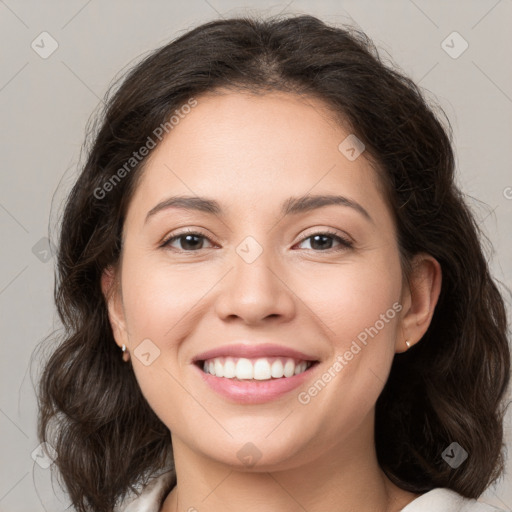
102,90,442,512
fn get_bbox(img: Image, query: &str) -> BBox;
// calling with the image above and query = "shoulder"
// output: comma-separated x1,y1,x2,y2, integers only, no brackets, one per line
400,488,505,512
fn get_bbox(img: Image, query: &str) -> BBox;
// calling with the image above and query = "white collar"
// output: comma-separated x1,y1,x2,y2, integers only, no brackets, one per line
115,480,504,512
114,469,175,512
400,488,504,511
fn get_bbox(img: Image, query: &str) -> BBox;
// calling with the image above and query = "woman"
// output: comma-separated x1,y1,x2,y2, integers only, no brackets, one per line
36,13,510,512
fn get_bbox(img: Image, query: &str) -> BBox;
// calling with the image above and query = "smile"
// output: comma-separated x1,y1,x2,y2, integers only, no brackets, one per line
199,356,315,380
194,357,320,404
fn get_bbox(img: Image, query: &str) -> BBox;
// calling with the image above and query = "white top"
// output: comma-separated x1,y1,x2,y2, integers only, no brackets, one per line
114,470,505,512
399,488,504,511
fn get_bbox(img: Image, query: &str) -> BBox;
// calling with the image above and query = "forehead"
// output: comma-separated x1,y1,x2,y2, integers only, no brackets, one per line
127,90,387,223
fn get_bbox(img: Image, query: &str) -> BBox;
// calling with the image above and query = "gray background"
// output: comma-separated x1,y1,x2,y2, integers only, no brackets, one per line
1,1,511,511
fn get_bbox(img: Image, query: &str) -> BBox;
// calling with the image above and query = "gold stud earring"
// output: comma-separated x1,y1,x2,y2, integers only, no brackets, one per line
121,344,130,362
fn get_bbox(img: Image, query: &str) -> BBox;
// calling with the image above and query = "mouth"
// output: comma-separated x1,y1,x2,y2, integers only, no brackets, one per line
194,356,320,381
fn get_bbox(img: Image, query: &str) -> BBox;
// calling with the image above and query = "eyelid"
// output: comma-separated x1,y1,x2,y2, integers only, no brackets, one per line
159,227,219,248
297,226,354,245
294,228,354,251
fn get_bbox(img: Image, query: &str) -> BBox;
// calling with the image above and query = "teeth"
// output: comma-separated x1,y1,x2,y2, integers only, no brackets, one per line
236,358,254,379
214,359,224,377
223,357,236,378
201,356,313,380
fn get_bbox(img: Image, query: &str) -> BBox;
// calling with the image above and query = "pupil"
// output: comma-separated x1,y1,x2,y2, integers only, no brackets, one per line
182,234,202,250
311,235,332,250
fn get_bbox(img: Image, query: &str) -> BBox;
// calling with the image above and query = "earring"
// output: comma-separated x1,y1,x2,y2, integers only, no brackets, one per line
405,340,411,349
121,344,130,362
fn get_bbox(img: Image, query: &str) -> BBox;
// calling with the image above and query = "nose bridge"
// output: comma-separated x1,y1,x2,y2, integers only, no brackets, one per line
214,231,295,323
235,230,283,289
235,233,277,287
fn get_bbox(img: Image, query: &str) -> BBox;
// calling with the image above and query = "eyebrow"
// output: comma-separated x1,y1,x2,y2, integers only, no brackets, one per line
145,194,373,224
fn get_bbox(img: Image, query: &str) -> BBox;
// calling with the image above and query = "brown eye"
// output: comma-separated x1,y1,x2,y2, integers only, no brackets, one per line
296,231,353,252
161,231,215,251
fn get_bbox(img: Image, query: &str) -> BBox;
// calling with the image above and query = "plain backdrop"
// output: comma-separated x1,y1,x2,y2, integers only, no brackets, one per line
0,1,511,511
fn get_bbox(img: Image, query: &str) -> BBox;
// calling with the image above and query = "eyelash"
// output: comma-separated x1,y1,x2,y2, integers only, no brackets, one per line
160,228,354,253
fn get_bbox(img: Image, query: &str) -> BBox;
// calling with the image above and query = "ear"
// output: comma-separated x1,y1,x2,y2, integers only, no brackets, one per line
101,265,129,349
396,253,442,353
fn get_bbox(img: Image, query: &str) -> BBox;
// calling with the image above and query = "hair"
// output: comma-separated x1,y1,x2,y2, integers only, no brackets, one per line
36,12,511,512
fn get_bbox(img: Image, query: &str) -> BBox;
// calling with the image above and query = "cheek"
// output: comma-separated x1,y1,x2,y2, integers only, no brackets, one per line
120,240,403,354
120,252,208,343
118,252,208,426
295,255,403,434
298,251,403,349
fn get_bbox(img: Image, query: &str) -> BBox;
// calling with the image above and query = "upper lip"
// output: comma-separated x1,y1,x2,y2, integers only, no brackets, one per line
191,343,319,363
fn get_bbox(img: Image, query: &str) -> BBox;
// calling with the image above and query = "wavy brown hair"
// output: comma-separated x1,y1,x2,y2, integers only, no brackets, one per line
36,13,511,512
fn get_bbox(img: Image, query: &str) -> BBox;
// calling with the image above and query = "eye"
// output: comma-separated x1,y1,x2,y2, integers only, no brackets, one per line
295,230,353,252
160,228,353,253
160,229,216,252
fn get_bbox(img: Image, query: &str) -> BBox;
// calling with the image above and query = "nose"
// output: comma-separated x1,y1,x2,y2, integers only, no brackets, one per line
214,241,296,325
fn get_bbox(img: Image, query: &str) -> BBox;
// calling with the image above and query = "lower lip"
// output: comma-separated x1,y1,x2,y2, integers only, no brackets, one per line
193,362,319,404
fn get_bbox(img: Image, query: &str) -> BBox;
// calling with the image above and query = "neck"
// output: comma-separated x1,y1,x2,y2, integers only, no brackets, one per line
161,411,419,512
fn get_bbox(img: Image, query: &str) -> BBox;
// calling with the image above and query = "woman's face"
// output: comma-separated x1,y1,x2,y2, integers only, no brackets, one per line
105,90,416,470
